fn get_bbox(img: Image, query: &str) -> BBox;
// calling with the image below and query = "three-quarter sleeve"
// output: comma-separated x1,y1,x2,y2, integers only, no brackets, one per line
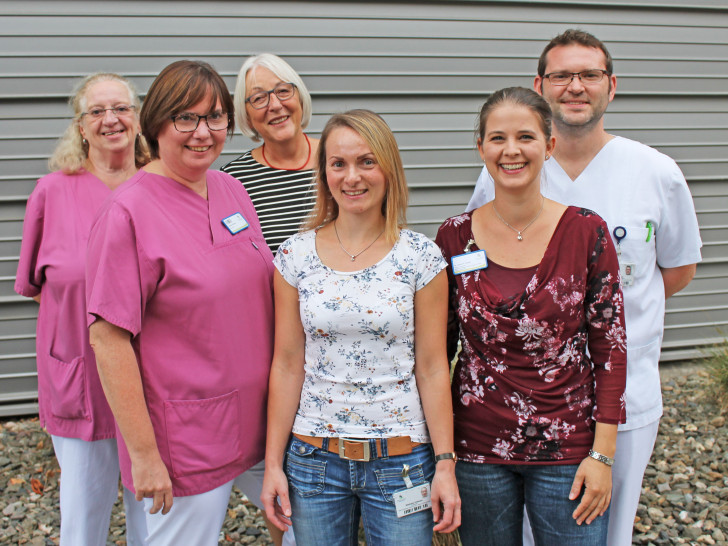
584,215,627,424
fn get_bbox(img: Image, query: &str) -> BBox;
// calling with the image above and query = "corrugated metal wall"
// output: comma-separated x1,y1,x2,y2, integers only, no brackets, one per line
1,0,727,415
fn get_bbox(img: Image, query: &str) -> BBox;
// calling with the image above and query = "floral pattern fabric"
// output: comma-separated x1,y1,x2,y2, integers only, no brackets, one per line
436,207,626,464
274,228,447,441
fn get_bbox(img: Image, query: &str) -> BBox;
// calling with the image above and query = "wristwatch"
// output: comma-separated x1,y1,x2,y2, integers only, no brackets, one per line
588,449,614,467
434,452,457,463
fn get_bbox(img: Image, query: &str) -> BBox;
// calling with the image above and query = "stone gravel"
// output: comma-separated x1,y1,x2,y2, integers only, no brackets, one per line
1,364,726,545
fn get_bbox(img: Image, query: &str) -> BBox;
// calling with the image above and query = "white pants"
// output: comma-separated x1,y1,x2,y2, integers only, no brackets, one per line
608,420,660,546
142,460,295,546
51,435,147,546
522,420,660,546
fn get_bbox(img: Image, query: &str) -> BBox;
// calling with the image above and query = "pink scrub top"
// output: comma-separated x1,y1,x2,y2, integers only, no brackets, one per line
86,169,274,497
15,170,116,441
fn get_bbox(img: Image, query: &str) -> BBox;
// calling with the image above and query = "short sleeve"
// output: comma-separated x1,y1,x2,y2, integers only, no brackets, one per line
654,161,702,269
272,235,300,287
15,183,46,297
411,232,447,291
86,203,158,336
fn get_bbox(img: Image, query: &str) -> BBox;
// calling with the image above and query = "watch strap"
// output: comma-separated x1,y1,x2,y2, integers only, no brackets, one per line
434,452,457,462
588,449,614,467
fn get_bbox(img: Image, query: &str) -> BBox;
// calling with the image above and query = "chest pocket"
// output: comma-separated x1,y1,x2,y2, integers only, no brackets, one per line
614,226,655,287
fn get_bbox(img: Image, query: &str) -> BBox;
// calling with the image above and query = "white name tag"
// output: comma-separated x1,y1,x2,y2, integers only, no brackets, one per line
451,250,488,275
222,213,249,235
394,482,432,518
619,260,636,287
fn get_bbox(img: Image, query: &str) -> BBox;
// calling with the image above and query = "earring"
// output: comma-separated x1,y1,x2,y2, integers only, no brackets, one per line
82,138,87,145
545,154,550,160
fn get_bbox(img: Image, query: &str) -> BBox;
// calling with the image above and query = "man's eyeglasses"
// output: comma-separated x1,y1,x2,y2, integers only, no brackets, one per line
542,70,610,86
170,112,231,133
245,82,297,110
80,105,136,120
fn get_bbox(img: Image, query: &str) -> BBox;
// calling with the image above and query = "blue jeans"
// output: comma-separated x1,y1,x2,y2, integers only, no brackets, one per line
456,461,609,546
286,436,435,546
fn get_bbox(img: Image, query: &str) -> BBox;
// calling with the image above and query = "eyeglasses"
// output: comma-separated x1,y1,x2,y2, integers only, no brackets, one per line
245,82,297,110
80,105,136,120
170,112,230,133
542,69,610,86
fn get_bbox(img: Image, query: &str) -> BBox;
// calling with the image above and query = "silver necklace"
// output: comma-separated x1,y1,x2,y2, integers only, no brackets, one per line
334,220,385,261
492,197,545,242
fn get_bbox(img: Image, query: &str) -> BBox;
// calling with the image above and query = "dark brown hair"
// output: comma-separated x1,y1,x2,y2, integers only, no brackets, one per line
477,87,552,143
140,60,234,158
537,29,613,77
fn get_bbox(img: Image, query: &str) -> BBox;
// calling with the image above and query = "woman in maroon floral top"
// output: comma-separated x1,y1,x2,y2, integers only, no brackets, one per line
436,87,626,545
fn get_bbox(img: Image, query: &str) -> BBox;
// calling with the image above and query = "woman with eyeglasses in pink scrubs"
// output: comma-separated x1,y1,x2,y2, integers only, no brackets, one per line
15,72,149,546
87,60,277,545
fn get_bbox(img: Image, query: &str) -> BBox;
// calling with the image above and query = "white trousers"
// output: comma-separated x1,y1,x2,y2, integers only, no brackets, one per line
521,420,660,546
51,435,148,546
142,460,295,546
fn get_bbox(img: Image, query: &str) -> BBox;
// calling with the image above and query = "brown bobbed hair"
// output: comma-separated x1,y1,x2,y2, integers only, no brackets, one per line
305,109,408,244
140,60,234,159
477,87,553,144
537,29,613,77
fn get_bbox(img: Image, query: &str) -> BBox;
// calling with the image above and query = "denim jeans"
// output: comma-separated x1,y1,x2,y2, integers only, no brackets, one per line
456,461,609,546
286,436,435,546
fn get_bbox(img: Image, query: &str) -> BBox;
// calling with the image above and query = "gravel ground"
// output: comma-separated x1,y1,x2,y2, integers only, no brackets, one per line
1,363,726,545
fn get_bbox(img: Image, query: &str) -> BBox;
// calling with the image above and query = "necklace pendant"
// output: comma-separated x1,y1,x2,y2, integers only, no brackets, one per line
351,256,356,262
517,233,523,241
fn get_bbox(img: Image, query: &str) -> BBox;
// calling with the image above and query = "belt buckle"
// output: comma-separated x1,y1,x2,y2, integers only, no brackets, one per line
338,438,371,461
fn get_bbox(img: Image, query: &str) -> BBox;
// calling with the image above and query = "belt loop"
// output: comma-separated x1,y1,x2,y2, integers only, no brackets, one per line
322,437,329,451
379,437,388,459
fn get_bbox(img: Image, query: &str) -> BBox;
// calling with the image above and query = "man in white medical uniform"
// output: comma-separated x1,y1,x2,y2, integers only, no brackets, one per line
466,29,702,545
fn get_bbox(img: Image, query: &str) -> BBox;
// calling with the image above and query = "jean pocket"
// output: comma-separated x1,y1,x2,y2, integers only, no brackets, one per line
374,460,427,504
163,390,242,478
286,438,326,498
46,354,90,420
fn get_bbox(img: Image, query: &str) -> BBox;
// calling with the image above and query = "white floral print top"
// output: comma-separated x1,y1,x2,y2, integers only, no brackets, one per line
274,228,447,441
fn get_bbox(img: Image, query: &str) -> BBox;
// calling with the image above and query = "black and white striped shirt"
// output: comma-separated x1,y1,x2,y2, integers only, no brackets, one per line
221,150,316,253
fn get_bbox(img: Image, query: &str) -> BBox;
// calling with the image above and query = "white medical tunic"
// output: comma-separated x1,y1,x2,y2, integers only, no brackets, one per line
466,136,702,431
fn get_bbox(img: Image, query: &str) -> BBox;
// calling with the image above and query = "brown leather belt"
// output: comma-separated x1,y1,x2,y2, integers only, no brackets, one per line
293,433,421,462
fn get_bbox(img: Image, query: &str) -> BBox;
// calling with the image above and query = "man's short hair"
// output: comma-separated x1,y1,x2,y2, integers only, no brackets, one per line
537,29,613,76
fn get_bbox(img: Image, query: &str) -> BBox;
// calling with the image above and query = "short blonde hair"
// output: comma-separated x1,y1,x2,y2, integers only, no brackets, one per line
49,73,149,174
233,53,312,142
305,109,407,244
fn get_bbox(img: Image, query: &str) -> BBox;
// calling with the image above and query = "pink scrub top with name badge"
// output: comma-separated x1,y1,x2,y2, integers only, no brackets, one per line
86,169,274,497
15,171,116,441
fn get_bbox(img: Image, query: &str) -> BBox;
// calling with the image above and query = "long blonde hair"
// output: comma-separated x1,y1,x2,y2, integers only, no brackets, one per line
305,109,408,244
49,73,149,174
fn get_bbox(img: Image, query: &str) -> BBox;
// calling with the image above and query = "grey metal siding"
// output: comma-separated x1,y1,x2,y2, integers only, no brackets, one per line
1,0,726,414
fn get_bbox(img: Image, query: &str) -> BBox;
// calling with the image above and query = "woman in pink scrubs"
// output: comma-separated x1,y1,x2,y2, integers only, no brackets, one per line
15,73,149,545
87,60,277,546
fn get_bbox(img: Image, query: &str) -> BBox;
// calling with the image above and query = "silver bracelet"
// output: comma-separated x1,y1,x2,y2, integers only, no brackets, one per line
588,449,614,467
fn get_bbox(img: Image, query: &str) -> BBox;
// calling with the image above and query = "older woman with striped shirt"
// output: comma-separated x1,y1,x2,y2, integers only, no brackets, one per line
222,53,318,253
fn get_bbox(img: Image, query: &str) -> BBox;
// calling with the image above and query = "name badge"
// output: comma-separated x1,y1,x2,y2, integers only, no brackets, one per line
451,250,488,275
222,213,249,235
619,260,636,287
394,482,432,518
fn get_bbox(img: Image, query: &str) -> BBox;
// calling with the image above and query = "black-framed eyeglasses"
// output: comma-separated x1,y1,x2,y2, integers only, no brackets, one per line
170,112,231,133
543,69,610,86
80,105,136,120
245,82,297,110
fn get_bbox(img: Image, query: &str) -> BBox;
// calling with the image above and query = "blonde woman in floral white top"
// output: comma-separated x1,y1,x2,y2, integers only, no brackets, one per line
261,110,460,546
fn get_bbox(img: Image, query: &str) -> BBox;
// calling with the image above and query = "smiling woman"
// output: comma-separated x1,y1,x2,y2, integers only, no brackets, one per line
14,72,150,545
85,60,279,545
221,54,318,253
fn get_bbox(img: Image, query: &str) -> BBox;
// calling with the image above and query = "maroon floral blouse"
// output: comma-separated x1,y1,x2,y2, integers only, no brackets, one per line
436,207,626,464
